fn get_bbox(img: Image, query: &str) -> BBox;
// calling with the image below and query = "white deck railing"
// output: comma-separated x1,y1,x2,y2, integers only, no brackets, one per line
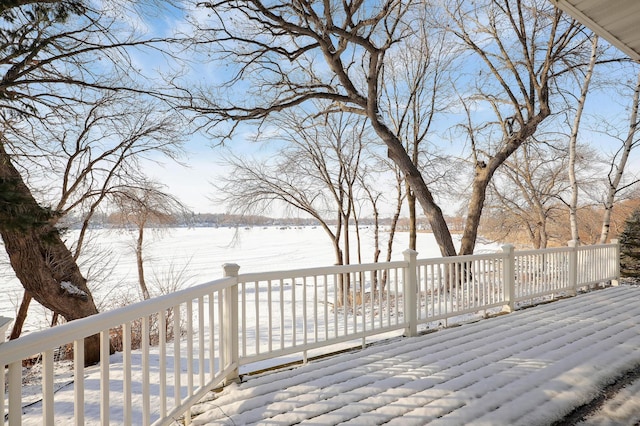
0,241,620,425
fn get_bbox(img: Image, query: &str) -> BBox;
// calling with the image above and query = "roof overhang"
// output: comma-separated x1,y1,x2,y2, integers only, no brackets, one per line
551,0,640,61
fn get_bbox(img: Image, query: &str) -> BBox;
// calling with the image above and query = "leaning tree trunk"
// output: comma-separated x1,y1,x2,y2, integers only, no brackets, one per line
368,116,457,257
364,50,456,258
9,290,32,340
0,143,101,365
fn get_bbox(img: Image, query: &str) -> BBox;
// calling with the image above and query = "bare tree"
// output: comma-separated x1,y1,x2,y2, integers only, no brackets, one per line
486,142,571,248
111,181,186,300
187,0,458,257
0,1,184,362
185,0,593,257
216,110,377,303
4,90,186,339
566,35,599,243
443,0,589,255
378,13,455,250
598,69,640,243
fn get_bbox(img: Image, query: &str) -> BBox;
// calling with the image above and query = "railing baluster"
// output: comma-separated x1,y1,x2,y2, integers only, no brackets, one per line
324,275,329,341
142,315,150,425
8,361,21,426
333,274,338,339
199,296,205,389
394,267,399,325
267,279,273,352
343,274,348,337
208,293,215,380
174,304,182,410
278,279,285,349
383,268,388,327
303,276,308,346
313,275,318,344
123,322,132,425
241,283,246,357
100,330,110,426
352,273,357,335
437,264,442,318
186,302,193,417
160,309,167,418
253,281,259,355
74,338,84,426
292,277,297,347
43,349,54,426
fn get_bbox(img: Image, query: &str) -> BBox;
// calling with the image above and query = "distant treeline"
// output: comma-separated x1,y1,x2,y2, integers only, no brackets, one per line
61,211,464,231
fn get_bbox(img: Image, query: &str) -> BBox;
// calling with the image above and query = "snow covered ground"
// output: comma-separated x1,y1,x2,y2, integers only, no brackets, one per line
2,226,495,333
189,285,640,426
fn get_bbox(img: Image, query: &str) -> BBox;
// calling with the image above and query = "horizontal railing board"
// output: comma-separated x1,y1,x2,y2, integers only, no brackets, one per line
237,260,408,283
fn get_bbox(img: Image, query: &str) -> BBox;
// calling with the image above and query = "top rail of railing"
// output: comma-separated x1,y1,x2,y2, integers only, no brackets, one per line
0,276,236,363
237,260,409,282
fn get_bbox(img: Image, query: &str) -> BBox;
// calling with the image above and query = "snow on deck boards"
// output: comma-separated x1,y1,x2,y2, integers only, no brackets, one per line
191,286,640,426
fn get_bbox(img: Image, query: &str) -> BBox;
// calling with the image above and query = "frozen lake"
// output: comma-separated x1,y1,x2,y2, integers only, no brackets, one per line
0,226,500,334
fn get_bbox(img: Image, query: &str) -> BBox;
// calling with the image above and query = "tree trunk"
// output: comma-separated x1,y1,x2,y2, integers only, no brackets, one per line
136,225,150,299
459,165,493,255
599,70,640,244
370,118,456,257
0,143,101,365
9,290,32,340
382,173,404,291
569,36,598,244
341,213,351,304
363,47,456,257
459,105,549,256
461,160,513,254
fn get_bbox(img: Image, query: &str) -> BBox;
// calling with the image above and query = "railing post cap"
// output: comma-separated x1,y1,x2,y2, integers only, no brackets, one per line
501,244,515,252
568,240,579,247
403,249,418,258
222,263,241,277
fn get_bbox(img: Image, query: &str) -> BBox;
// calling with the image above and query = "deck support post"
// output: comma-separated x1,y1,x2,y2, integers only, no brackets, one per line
222,263,240,385
0,317,12,423
502,245,515,313
611,239,620,286
568,240,578,296
403,249,418,337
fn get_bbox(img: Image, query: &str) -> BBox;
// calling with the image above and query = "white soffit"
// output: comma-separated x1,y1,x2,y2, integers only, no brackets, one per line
551,0,640,61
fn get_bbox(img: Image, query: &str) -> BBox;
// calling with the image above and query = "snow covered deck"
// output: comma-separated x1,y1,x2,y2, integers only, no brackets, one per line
191,285,640,425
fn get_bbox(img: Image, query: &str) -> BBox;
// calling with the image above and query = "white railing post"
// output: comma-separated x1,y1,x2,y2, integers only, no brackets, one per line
2,317,20,426
502,245,515,313
611,239,620,286
568,240,578,296
403,249,418,337
222,263,240,384
0,316,12,423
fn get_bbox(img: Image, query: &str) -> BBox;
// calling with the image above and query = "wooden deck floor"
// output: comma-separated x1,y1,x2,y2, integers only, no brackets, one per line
190,286,640,425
